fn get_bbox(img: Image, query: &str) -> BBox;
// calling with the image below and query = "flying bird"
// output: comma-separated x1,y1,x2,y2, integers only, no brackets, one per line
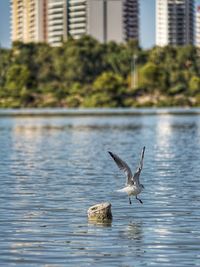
108,147,145,205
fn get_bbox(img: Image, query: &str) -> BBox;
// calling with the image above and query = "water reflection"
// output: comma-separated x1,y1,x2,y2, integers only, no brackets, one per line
0,114,200,266
88,221,112,228
122,222,143,241
156,115,173,147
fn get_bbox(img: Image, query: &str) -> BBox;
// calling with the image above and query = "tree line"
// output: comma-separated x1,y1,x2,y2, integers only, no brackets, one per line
0,35,200,108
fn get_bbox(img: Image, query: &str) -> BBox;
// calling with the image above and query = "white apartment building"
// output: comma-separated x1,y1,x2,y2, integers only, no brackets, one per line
156,0,194,46
11,0,47,43
67,0,139,43
196,6,200,47
47,0,67,46
67,0,87,39
11,0,139,46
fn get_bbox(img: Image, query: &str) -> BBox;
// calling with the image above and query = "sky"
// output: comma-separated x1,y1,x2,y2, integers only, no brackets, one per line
0,0,200,49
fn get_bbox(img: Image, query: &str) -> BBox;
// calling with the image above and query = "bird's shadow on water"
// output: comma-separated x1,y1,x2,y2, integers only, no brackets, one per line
87,219,144,251
87,216,143,242
121,221,143,241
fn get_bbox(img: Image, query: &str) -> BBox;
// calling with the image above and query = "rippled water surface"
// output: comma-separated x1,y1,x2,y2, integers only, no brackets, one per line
1,111,200,266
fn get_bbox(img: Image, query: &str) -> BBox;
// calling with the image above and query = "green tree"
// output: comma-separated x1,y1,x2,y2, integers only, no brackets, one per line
0,48,11,89
5,64,31,97
139,62,162,91
189,76,200,95
83,72,126,107
56,35,105,85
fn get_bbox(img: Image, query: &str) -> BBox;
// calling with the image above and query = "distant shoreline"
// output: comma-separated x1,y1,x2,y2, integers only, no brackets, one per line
1,40,200,109
1,108,200,117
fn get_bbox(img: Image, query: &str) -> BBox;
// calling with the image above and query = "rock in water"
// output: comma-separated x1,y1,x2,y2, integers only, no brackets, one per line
87,202,112,222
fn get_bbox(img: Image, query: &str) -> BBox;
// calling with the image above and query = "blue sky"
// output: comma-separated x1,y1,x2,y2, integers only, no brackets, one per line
0,0,200,49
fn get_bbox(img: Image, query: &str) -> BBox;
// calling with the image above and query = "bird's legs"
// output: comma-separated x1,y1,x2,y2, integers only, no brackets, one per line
129,197,132,205
136,196,143,204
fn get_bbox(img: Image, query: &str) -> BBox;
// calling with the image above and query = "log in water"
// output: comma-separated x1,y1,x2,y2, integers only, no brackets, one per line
87,202,112,222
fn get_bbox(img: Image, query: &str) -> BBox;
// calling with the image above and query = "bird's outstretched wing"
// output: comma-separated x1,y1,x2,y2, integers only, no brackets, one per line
132,146,145,184
108,151,133,185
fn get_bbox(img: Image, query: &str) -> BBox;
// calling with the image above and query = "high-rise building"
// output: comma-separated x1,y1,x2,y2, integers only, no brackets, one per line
47,0,67,46
11,0,48,43
11,0,139,46
67,0,139,43
156,0,194,46
196,6,200,47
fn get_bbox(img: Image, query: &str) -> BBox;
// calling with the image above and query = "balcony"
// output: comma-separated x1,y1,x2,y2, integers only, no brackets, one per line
69,11,86,18
48,7,63,14
48,1,63,8
68,23,86,30
48,30,63,37
69,17,86,23
48,36,63,44
69,28,86,35
48,13,63,20
68,5,85,11
48,25,63,31
48,20,63,26
69,0,86,6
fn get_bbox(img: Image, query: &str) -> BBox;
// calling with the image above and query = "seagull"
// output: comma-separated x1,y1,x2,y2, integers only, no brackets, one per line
108,147,145,205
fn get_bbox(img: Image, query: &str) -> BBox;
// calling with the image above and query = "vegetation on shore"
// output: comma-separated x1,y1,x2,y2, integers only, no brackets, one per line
0,35,200,108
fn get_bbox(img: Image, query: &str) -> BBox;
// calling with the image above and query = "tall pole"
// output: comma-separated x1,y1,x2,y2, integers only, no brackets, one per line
103,0,107,43
131,54,137,89
131,55,134,89
134,54,137,88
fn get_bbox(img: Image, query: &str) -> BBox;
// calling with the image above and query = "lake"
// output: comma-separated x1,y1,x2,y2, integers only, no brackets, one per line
0,109,200,266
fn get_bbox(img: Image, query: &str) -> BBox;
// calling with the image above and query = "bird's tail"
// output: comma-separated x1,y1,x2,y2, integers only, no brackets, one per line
116,187,128,193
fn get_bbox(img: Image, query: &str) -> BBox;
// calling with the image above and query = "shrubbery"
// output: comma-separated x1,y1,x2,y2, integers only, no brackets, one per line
0,36,200,107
